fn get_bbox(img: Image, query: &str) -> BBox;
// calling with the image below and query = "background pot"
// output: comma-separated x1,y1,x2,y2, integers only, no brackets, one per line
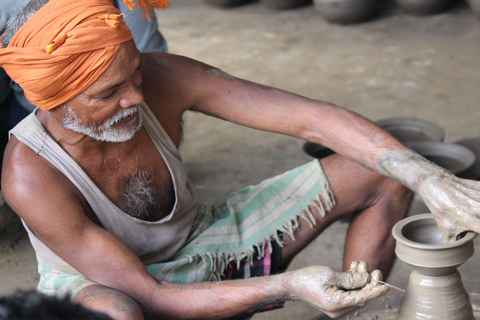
303,117,444,159
405,141,477,215
467,0,480,19
406,141,476,177
375,117,444,143
394,0,453,15
203,0,251,8
260,0,312,10
455,137,480,180
313,0,379,24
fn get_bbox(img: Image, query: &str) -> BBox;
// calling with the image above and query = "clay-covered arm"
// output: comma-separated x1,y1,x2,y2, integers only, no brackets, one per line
376,148,480,242
148,263,387,319
162,58,480,243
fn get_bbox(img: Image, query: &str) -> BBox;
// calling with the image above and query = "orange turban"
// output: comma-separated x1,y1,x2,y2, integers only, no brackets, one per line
0,0,169,111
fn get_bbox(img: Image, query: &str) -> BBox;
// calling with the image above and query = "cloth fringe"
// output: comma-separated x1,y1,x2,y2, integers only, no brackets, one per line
186,180,336,282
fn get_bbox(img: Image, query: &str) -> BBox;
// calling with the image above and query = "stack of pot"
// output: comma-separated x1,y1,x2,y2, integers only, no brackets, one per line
202,0,480,24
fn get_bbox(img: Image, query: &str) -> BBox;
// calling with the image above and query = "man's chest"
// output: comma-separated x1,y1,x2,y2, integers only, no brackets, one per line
77,133,176,222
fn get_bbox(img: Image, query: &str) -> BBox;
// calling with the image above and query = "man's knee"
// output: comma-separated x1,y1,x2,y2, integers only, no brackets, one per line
373,176,414,220
74,285,144,320
379,175,413,202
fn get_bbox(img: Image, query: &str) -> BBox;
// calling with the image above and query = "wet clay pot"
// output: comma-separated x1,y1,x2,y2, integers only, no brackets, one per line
395,0,453,15
313,0,378,24
393,214,476,320
259,0,312,10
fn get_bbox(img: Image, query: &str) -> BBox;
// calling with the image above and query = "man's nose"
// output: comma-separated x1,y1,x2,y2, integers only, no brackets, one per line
119,81,143,108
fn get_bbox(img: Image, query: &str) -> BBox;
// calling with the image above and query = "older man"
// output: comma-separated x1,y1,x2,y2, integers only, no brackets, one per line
1,0,479,319
0,0,167,185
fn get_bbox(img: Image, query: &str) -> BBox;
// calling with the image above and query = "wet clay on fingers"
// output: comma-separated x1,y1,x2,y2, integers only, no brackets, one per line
288,263,388,318
376,148,480,242
393,214,476,320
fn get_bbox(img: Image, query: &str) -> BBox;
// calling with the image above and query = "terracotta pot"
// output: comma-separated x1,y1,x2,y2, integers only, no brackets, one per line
393,214,476,320
313,0,379,24
203,0,251,8
394,0,453,15
467,0,480,19
376,117,444,143
260,0,312,10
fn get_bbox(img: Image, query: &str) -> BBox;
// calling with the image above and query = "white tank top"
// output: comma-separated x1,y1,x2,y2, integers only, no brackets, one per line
10,102,199,274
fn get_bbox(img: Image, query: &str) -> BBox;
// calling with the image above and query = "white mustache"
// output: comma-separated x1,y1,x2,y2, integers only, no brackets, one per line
105,106,139,127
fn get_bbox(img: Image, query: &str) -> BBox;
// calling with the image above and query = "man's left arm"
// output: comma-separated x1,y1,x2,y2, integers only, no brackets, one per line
185,64,480,242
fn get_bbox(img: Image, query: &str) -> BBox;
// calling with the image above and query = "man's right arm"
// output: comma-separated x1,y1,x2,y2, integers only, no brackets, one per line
1,138,387,319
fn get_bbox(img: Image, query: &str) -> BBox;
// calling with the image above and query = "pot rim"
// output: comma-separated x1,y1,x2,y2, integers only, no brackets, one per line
392,213,476,250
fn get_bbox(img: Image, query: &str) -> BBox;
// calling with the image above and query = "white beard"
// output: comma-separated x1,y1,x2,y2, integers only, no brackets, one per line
60,105,143,143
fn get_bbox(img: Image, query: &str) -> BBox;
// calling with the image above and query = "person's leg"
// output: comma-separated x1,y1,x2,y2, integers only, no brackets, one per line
280,154,413,279
74,285,145,320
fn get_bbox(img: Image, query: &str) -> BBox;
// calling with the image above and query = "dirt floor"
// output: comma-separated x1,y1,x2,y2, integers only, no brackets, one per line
1,0,480,319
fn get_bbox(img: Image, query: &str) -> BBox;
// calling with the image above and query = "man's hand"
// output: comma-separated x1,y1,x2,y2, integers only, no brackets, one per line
288,261,389,318
376,147,480,243
418,173,480,242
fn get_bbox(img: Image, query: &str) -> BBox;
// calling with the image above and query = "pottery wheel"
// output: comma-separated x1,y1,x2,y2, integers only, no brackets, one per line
310,292,480,320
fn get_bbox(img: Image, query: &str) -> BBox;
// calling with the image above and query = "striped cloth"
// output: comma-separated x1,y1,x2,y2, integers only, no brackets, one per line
38,160,335,300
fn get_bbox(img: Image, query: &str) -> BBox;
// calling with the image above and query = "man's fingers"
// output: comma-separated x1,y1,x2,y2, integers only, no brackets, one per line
336,270,371,290
335,283,390,309
370,269,382,286
349,261,359,271
357,261,369,273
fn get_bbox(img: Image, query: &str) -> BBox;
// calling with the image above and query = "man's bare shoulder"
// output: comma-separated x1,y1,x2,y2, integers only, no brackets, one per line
140,52,231,113
1,136,83,223
139,52,219,130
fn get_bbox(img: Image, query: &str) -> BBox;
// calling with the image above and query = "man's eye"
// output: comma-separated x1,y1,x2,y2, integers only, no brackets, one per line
99,90,116,101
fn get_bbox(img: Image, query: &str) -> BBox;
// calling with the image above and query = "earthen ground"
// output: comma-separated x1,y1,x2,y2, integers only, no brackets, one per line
1,0,480,319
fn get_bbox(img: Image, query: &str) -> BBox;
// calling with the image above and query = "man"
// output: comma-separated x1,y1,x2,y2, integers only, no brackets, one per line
0,0,168,184
1,0,479,319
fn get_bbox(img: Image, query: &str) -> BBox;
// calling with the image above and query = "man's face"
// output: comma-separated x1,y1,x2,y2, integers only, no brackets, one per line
57,40,144,143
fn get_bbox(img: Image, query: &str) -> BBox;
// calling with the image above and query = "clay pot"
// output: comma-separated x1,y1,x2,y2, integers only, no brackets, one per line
405,141,477,215
203,0,251,8
376,117,444,143
302,117,444,160
302,141,335,159
406,141,476,177
394,0,453,15
393,214,476,320
455,137,480,180
313,0,379,24
260,0,312,10
467,0,480,19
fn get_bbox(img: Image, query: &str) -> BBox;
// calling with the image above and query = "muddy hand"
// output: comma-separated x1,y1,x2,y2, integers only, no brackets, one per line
376,148,480,243
419,174,480,242
288,261,389,318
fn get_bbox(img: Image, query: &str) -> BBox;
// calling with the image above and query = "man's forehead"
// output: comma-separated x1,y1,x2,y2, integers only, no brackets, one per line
85,41,141,94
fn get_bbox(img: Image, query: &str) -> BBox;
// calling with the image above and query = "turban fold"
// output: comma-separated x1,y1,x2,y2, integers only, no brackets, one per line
0,0,169,111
